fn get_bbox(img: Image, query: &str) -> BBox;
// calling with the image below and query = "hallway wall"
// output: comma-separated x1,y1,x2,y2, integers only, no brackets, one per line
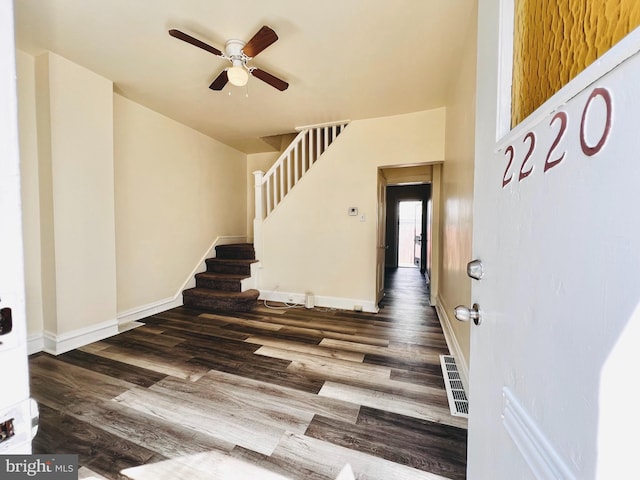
439,7,478,376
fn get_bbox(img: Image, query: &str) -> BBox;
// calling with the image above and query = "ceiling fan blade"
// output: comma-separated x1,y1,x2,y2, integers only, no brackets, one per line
209,70,229,90
169,29,223,57
242,26,278,58
251,68,289,91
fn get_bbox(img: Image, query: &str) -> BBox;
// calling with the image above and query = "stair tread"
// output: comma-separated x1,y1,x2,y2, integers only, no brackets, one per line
195,272,248,280
207,258,257,264
183,288,259,299
215,243,256,260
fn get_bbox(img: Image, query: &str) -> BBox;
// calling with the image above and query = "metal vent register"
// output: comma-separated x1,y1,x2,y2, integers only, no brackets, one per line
440,355,469,417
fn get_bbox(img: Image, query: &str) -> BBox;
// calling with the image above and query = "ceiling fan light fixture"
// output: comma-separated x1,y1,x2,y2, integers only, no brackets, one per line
227,65,249,87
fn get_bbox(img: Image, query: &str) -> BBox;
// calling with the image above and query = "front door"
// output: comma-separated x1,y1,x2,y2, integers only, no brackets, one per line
468,7,640,480
0,1,36,454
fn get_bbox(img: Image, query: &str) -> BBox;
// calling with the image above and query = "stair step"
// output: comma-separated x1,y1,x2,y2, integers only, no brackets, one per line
206,258,256,275
183,288,259,313
195,272,246,292
181,243,258,314
215,243,255,260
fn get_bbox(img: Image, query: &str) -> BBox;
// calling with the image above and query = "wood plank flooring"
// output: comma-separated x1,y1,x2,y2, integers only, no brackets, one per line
30,267,467,480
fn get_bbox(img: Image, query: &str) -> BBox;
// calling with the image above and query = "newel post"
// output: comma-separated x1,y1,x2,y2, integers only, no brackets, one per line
252,170,264,261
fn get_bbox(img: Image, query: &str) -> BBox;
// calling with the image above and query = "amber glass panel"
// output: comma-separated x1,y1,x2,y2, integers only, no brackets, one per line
512,0,640,126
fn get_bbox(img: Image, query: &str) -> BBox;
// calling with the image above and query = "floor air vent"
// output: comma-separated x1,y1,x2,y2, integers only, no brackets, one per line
440,355,469,417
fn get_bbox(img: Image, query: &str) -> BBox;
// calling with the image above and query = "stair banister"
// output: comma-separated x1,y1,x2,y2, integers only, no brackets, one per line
253,120,349,262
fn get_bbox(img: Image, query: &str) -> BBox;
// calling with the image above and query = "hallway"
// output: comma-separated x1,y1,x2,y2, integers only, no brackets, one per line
30,270,466,479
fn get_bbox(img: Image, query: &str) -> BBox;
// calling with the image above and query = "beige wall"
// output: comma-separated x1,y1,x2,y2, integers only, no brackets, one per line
259,109,446,311
114,94,247,314
439,10,478,370
32,52,117,346
17,50,248,351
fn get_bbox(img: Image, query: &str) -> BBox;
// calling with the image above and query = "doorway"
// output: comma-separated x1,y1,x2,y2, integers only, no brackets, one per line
384,184,431,276
397,200,422,268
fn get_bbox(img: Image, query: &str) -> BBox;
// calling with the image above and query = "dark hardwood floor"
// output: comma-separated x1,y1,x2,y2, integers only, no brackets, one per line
30,267,467,480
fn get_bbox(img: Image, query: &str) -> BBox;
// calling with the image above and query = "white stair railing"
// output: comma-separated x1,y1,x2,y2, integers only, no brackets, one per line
252,121,348,261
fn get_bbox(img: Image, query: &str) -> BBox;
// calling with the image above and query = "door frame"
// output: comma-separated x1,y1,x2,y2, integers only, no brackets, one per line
377,164,442,305
0,0,33,454
385,184,431,274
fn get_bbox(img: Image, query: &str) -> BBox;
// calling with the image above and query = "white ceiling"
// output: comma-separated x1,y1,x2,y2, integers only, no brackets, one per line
14,0,476,154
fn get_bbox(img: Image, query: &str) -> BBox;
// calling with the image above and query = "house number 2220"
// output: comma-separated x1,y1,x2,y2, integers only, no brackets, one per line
502,87,612,188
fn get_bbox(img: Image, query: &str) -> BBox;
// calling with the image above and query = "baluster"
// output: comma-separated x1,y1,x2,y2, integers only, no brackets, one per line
279,163,284,208
287,150,298,191
301,131,307,175
287,151,292,193
253,170,264,221
265,173,272,215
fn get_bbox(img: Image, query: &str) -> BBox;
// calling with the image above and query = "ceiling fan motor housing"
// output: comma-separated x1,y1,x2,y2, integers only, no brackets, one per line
225,39,248,62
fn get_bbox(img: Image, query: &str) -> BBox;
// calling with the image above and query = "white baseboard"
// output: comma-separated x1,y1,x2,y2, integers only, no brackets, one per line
117,295,184,325
259,289,378,313
181,235,248,292
42,319,119,355
116,234,248,324
435,293,469,395
28,235,249,355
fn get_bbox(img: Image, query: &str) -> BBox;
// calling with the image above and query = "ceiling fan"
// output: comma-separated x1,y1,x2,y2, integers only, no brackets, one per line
168,26,289,92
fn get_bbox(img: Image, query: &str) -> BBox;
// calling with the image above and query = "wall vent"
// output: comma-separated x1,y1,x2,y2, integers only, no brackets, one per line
440,355,469,417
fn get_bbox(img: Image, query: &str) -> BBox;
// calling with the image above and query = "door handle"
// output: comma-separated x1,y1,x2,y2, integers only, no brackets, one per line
467,259,484,280
454,303,482,325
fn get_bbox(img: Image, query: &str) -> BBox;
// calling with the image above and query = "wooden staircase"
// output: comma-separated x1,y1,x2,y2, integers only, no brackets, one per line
182,243,259,312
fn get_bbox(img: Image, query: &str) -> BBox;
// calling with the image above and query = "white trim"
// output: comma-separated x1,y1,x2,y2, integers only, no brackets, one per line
42,319,119,355
294,119,351,131
500,26,640,147
502,387,576,480
259,289,379,314
435,293,469,395
116,235,247,324
241,261,259,291
116,295,184,325
496,0,515,139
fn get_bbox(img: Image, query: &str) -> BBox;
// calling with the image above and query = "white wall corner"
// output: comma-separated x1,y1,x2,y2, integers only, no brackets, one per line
42,319,119,355
259,289,378,313
241,261,260,291
27,333,44,355
435,293,469,394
